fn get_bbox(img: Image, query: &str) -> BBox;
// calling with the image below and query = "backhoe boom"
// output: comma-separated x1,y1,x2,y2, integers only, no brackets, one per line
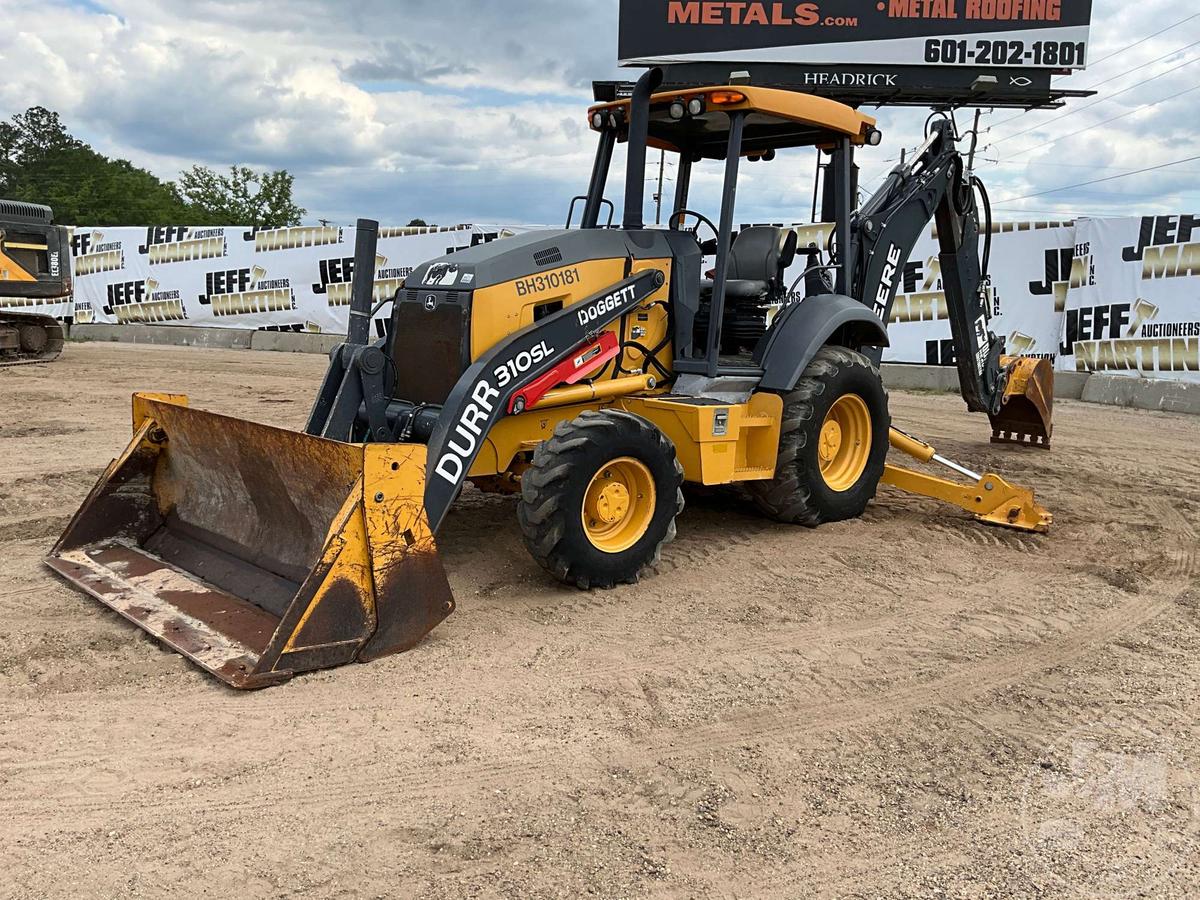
852,119,1054,447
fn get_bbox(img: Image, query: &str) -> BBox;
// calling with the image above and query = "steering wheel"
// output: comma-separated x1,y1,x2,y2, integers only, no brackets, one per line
669,208,718,244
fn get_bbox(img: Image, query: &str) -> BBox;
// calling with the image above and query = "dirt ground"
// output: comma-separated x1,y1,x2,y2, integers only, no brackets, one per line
1,342,1197,899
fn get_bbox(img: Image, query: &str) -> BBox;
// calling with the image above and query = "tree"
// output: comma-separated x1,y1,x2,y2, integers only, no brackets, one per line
407,218,429,227
176,165,305,228
0,107,79,163
0,106,308,226
0,107,194,225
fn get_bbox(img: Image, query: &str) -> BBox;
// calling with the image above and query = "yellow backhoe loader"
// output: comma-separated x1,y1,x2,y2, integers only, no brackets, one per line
49,71,1052,688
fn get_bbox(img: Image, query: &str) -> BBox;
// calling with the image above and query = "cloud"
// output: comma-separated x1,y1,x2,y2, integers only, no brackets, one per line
0,0,1195,225
339,41,479,84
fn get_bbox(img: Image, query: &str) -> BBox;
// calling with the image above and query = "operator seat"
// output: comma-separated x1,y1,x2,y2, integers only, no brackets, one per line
696,226,798,354
701,226,798,304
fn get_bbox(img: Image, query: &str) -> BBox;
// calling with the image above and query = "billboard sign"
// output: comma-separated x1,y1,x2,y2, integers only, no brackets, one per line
618,1,1092,70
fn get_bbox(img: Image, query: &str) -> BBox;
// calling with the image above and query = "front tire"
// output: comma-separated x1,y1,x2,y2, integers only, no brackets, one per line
747,345,889,525
518,410,684,589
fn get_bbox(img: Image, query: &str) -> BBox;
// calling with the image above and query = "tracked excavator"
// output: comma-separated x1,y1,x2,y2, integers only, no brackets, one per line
0,200,70,365
49,70,1054,688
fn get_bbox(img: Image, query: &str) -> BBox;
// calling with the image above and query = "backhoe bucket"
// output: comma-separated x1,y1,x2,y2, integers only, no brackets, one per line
989,356,1054,449
46,394,454,689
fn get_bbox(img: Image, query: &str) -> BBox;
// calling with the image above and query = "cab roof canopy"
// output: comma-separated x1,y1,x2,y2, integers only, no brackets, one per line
588,85,877,160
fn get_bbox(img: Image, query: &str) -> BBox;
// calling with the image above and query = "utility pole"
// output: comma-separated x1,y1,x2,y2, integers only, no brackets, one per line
654,150,665,226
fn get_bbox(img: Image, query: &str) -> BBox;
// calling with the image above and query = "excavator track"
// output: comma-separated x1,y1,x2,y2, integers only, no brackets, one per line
0,311,66,367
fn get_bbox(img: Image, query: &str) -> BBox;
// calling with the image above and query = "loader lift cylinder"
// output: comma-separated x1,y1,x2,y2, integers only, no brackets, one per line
305,219,391,441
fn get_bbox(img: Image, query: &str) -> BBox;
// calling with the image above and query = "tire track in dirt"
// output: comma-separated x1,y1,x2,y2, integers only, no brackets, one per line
0,512,72,544
1147,496,1199,578
622,587,1180,764
3,586,1180,830
569,587,1086,689
5,564,1093,720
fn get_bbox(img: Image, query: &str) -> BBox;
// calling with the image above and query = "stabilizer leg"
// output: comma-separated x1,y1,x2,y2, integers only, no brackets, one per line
883,428,1052,533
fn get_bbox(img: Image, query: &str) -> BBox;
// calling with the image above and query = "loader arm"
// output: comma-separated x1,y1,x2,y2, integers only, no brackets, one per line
421,269,664,532
852,119,1053,447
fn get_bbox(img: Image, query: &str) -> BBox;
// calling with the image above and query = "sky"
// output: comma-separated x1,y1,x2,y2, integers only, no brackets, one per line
0,0,1196,225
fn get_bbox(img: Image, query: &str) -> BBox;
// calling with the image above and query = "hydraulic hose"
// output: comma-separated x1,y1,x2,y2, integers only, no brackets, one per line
973,175,993,282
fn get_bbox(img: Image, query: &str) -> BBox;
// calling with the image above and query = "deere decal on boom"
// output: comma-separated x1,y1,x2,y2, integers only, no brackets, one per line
50,71,1053,688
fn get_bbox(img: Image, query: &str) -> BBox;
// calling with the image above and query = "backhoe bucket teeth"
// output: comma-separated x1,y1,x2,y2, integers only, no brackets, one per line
989,356,1054,449
46,394,454,689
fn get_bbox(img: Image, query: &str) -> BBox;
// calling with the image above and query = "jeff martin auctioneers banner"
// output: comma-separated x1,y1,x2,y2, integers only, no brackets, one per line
874,214,1200,382
68,224,525,339
65,215,1200,382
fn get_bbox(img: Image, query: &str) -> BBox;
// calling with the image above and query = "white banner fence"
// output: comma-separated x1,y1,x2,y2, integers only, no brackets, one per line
67,224,524,339
54,217,1200,382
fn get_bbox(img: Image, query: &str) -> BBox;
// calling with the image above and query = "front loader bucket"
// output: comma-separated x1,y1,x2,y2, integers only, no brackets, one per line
46,394,454,689
989,356,1054,449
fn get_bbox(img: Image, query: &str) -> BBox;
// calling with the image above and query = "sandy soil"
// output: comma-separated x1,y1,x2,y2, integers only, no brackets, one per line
0,341,1197,899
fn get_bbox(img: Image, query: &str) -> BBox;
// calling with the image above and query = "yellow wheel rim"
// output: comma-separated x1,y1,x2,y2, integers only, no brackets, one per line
818,394,872,492
582,457,656,553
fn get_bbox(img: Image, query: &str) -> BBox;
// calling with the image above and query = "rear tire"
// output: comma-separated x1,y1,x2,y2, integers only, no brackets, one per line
747,345,889,525
518,410,684,589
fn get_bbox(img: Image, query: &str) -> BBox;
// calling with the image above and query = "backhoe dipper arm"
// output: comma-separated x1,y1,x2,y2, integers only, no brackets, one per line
852,118,1004,416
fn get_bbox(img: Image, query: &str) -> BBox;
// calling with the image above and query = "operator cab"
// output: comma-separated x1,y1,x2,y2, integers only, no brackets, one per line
577,78,879,381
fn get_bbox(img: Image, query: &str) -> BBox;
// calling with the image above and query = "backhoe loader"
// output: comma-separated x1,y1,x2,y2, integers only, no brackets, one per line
49,69,1052,688
0,200,70,365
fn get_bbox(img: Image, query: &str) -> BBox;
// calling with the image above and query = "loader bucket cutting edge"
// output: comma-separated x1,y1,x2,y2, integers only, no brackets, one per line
989,356,1054,449
45,394,455,689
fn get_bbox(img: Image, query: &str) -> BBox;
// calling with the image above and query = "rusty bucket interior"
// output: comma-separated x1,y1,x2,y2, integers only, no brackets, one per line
46,394,454,688
989,356,1054,449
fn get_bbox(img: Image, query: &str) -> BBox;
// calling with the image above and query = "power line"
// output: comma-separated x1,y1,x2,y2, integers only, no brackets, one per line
999,81,1200,159
983,158,1200,175
1008,186,1200,200
987,30,1200,132
1077,37,1200,91
991,154,1200,205
994,205,1183,219
989,53,1200,148
1085,11,1200,68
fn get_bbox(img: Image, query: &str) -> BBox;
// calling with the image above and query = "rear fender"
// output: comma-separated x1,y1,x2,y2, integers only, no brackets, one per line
756,294,889,392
